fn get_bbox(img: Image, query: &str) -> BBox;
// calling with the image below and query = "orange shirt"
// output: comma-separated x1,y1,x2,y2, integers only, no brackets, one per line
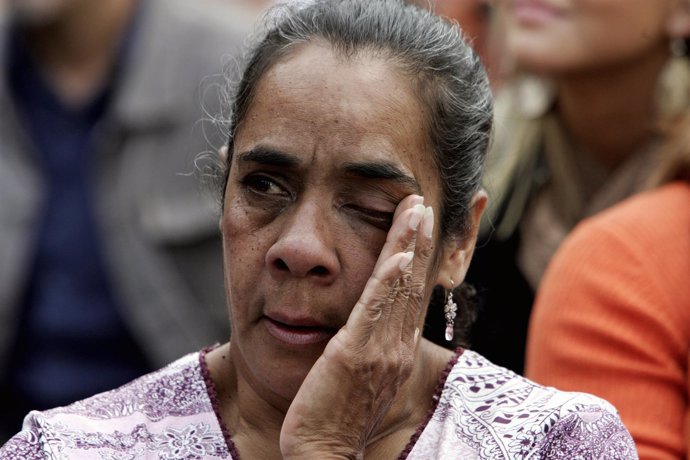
526,182,690,460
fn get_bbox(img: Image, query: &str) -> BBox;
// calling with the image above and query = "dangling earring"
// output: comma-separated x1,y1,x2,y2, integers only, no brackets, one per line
444,279,458,342
671,37,688,58
657,39,690,121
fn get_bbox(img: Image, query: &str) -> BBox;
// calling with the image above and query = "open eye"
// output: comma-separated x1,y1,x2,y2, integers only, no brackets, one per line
242,174,290,197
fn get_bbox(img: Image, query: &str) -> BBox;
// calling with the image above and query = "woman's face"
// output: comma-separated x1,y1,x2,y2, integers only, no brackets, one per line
498,0,678,75
221,43,446,405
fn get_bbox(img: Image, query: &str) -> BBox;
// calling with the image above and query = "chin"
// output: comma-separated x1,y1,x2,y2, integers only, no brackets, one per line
259,362,314,407
239,333,325,404
509,44,579,76
507,32,578,71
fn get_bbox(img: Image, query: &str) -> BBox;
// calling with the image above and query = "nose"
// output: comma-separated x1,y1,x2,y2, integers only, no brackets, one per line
265,200,340,283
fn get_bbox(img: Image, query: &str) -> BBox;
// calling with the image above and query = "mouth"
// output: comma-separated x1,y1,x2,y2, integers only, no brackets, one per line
511,0,566,25
262,316,338,346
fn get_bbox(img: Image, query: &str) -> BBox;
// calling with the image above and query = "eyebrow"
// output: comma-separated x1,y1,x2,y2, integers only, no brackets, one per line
237,146,300,168
343,161,421,194
237,147,421,194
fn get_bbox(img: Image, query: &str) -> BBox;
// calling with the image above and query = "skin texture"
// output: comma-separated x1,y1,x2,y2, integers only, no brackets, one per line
208,42,486,458
496,0,690,167
499,0,683,75
10,0,137,107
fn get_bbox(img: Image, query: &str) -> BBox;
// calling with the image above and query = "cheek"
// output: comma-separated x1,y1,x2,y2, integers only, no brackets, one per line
571,4,668,61
222,204,263,264
220,198,275,295
341,235,380,278
335,238,383,316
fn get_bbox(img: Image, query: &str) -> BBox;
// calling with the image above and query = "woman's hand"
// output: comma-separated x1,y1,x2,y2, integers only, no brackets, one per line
280,194,434,459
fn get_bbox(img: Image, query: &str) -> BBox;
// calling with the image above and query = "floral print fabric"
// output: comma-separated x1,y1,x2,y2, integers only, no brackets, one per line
406,350,637,459
0,350,637,459
0,353,228,460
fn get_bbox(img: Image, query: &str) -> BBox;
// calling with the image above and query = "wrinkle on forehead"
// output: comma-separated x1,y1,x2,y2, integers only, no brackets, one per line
257,43,422,123
231,40,442,209
238,42,431,159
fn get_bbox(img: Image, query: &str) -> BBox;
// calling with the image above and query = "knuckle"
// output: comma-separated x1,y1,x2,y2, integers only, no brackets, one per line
408,280,426,305
399,356,414,380
417,243,433,261
394,274,413,298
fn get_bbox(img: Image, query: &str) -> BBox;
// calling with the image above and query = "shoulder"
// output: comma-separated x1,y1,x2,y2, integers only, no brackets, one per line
0,352,229,459
41,352,211,421
570,182,690,246
133,0,251,78
145,0,252,49
552,182,690,294
418,350,637,459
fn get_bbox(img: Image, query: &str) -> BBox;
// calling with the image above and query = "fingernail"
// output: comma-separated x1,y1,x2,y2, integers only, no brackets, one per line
412,195,424,206
423,206,434,239
408,204,425,231
414,327,420,344
398,251,414,270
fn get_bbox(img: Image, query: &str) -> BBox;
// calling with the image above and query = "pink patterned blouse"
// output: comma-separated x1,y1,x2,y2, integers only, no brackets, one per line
1,349,637,459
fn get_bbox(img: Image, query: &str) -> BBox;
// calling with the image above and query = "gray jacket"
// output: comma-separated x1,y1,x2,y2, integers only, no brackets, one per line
0,0,252,372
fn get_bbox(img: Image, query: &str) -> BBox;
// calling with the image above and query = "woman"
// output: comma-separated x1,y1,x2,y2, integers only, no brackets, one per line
463,0,690,373
0,1,636,458
526,116,690,459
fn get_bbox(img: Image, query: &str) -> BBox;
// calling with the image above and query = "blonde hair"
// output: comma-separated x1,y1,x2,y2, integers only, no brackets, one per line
650,113,690,186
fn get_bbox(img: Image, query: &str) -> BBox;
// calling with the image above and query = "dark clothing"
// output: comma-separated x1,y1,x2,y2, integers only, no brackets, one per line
0,0,250,441
423,202,535,375
5,21,151,414
464,230,534,374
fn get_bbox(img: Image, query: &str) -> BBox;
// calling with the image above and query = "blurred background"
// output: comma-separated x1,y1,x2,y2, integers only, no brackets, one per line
1,1,688,457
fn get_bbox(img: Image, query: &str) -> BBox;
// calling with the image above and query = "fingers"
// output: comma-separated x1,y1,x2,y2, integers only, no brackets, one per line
372,195,424,272
402,206,434,345
383,201,434,343
344,250,413,345
347,195,435,348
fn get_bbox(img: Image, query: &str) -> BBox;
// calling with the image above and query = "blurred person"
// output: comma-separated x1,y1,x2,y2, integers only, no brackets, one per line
0,2,638,458
433,0,493,78
526,114,690,459
455,0,690,373
0,0,249,440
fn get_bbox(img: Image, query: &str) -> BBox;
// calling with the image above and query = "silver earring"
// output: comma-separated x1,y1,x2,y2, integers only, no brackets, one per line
444,279,458,342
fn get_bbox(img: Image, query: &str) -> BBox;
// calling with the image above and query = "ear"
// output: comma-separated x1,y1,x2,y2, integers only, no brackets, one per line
666,0,690,39
219,145,229,162
435,190,488,288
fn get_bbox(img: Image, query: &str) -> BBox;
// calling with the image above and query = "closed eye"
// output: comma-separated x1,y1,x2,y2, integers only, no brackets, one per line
346,205,394,231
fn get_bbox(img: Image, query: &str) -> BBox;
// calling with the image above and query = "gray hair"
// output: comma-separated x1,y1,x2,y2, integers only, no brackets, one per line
220,0,493,242
216,0,493,345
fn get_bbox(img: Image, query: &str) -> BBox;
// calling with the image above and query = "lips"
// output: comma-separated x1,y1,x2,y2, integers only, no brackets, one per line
511,0,567,25
263,316,338,346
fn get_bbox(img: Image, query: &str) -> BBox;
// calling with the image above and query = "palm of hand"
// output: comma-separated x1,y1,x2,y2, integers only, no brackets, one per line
280,196,434,459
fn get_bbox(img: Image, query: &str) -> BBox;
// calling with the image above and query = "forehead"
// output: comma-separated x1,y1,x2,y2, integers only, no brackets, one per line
232,42,438,189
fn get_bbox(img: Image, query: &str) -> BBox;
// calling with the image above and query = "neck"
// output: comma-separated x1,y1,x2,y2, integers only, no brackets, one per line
22,0,137,107
364,341,453,458
554,46,669,169
208,340,452,459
